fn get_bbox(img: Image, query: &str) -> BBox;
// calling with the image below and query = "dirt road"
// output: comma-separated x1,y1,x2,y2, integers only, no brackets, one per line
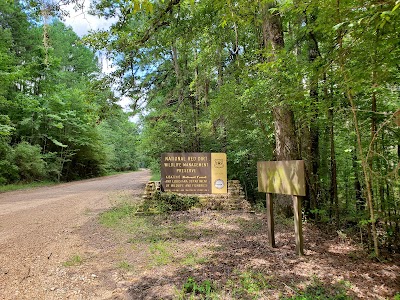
0,170,150,300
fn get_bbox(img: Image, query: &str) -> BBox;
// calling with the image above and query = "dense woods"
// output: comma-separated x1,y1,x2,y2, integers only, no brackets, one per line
1,0,399,255
0,1,138,183
85,0,399,255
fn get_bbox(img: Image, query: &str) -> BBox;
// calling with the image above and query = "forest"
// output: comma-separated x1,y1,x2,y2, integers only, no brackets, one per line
0,1,139,183
1,0,399,256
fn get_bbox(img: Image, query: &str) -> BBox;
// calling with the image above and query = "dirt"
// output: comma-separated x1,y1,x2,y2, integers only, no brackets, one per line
1,170,399,300
0,170,150,300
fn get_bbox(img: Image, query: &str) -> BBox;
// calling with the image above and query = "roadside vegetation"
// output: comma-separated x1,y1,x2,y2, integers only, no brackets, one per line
0,3,139,187
96,194,399,299
1,1,399,257
0,181,57,193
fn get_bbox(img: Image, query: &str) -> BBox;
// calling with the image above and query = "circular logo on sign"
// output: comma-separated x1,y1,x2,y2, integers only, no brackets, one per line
214,179,225,189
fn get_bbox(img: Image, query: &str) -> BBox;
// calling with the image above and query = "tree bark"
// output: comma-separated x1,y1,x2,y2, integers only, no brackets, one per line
262,1,300,216
263,2,298,160
302,15,320,218
326,73,339,227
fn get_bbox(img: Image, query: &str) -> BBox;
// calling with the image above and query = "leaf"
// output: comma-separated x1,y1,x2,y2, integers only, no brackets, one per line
52,122,64,129
50,138,68,148
333,22,347,31
0,124,14,136
393,3,400,13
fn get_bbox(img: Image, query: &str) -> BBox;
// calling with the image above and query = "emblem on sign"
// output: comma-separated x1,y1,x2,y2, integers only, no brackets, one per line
214,179,225,189
214,159,224,168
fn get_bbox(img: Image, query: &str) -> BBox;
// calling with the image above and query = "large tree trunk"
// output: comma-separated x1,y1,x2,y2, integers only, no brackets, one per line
263,2,298,161
263,1,300,216
272,107,299,160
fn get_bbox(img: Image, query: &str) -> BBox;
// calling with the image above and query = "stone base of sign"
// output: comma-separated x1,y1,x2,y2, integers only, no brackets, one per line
142,180,250,210
143,181,162,200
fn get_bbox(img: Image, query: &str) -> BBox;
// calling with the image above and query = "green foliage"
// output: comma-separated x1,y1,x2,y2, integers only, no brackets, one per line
98,110,139,172
140,191,200,214
0,142,18,185
14,142,46,182
181,277,215,298
99,201,139,227
150,171,161,181
63,255,83,267
0,1,139,185
281,277,351,300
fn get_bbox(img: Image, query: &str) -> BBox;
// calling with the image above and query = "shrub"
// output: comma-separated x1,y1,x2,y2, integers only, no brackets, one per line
0,142,19,185
14,142,46,181
141,191,200,213
182,277,215,297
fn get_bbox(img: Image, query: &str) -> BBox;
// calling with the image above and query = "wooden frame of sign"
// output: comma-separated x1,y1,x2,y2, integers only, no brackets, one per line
257,160,306,255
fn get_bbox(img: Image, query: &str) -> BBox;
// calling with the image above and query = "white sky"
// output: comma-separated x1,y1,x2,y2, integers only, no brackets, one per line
63,3,115,38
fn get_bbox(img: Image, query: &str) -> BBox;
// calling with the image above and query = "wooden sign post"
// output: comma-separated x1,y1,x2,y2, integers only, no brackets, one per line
266,193,275,248
257,160,306,255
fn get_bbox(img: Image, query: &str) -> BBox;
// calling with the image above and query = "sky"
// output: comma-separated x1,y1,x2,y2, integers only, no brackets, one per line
63,2,115,38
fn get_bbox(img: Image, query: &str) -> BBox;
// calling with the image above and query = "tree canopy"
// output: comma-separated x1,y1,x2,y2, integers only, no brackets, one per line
0,1,139,184
85,0,400,255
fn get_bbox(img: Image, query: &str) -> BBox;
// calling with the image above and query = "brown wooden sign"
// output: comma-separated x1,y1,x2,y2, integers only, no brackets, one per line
257,160,306,196
161,153,227,194
257,160,305,255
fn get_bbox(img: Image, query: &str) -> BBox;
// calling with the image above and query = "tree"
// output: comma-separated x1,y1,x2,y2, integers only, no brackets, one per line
85,0,400,254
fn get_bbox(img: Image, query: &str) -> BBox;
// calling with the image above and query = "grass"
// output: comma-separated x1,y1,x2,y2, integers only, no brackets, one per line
181,251,208,266
117,260,132,270
0,169,139,193
99,201,139,228
225,270,272,299
177,270,272,299
0,181,56,193
176,273,352,300
63,255,83,267
150,171,161,181
235,217,263,233
98,199,357,300
149,240,174,266
177,277,216,299
281,277,352,300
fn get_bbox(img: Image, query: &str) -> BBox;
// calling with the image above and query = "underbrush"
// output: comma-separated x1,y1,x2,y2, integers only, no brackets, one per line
281,277,352,300
140,191,200,214
176,274,351,300
98,194,393,300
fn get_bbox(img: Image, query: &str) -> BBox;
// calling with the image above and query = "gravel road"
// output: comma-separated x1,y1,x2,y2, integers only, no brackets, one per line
0,170,150,300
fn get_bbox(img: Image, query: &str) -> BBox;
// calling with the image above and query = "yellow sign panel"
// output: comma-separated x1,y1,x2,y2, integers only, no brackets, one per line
257,160,306,196
211,153,228,194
